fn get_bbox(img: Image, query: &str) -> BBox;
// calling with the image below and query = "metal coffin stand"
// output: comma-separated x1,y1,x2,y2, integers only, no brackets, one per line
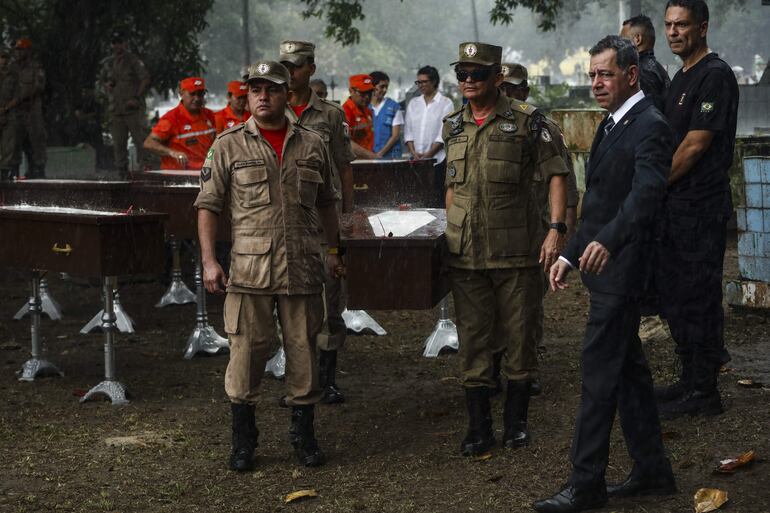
0,207,166,403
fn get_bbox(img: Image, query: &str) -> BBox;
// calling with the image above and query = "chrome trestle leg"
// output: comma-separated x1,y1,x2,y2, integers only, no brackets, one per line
422,295,459,358
342,309,387,335
183,245,228,359
80,287,135,334
156,238,196,307
17,271,63,381
14,277,63,321
81,276,129,405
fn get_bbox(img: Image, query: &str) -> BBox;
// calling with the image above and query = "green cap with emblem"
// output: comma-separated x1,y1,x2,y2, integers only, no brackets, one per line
279,40,315,66
451,42,502,66
501,63,528,85
246,60,290,85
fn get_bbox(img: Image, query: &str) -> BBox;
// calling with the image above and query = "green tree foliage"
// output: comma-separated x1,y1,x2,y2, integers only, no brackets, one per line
0,0,213,145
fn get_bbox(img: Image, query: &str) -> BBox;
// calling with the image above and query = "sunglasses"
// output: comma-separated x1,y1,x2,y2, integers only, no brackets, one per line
455,68,494,83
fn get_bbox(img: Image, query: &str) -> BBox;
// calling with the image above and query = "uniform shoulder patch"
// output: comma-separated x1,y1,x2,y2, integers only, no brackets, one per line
320,98,345,114
200,167,212,182
700,101,714,113
511,99,536,116
217,123,244,139
444,108,464,124
540,128,552,142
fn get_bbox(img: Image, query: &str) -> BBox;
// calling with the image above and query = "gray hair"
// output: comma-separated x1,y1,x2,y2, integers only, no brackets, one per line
589,35,639,72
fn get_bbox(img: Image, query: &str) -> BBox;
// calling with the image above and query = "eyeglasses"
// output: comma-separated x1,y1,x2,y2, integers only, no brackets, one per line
414,79,432,85
455,68,494,83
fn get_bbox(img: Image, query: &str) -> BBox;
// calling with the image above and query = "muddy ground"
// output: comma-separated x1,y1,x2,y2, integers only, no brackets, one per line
0,239,768,513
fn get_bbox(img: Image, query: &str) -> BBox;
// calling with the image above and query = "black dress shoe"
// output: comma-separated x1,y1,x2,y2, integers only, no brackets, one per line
659,388,722,419
607,473,676,498
532,485,607,513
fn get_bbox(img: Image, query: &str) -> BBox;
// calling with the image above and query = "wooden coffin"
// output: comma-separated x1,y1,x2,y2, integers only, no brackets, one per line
0,206,166,277
0,179,132,210
340,208,449,310
351,159,439,208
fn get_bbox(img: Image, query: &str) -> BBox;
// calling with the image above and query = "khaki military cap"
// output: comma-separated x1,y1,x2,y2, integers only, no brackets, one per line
501,63,528,85
246,60,290,85
279,40,315,65
451,42,502,66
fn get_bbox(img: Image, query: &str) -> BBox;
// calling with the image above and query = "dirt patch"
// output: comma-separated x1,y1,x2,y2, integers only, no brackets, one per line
1,239,768,513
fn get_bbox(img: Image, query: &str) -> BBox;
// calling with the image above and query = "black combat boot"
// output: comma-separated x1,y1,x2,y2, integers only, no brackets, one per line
289,405,325,467
460,387,495,456
659,361,722,419
503,380,531,448
229,403,258,472
319,350,345,404
655,355,692,403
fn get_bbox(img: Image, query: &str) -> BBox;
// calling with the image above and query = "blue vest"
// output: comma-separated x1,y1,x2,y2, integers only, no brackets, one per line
371,98,402,159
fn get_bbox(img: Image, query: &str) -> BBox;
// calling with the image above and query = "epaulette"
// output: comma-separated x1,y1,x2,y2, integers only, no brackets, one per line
216,123,244,140
510,98,538,117
320,98,345,114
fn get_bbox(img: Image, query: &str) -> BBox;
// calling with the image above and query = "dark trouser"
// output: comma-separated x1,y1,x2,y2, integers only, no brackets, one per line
569,292,668,488
659,194,731,379
434,161,446,208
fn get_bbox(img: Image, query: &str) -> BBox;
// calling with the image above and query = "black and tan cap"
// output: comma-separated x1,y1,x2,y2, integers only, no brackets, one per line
246,60,290,85
451,42,502,66
501,63,528,85
279,40,315,65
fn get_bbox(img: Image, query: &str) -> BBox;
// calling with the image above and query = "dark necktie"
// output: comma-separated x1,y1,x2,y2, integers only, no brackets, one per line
604,117,616,136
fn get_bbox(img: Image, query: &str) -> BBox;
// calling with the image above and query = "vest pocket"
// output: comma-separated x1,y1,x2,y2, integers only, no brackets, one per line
234,166,269,207
445,204,467,255
229,236,272,289
298,167,324,207
486,208,529,257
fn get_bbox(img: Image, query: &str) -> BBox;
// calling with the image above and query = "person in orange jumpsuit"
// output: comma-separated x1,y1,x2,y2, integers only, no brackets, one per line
143,77,216,170
342,74,376,159
214,80,250,134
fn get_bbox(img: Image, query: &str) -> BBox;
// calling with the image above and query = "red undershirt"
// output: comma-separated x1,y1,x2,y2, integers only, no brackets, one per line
291,104,308,119
259,125,289,164
474,117,486,126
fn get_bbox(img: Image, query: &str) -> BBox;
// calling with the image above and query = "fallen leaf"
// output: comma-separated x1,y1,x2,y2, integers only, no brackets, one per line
473,452,493,462
715,450,755,473
720,366,735,374
440,377,460,385
694,488,728,513
737,379,764,389
284,489,318,504
291,469,301,479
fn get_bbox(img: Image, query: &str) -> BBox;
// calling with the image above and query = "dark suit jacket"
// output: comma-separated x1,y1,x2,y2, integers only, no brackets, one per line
563,96,672,297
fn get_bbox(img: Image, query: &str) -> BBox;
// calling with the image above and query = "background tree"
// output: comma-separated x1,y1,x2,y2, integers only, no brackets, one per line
0,0,213,146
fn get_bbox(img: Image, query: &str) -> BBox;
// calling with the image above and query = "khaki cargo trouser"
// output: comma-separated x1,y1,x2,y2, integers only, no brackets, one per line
224,292,324,405
450,266,542,387
111,111,147,170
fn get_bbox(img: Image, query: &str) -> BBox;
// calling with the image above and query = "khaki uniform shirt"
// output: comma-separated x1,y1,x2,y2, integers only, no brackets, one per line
532,117,580,223
194,116,338,296
100,51,149,116
15,58,45,113
0,63,18,125
443,95,568,270
286,91,355,200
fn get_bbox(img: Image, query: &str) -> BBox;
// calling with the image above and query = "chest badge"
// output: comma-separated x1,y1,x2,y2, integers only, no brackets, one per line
498,122,517,133
183,124,192,131
448,163,457,177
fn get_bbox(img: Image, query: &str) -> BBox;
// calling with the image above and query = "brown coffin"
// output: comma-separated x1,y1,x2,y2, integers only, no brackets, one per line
0,179,132,210
351,159,439,208
340,208,448,310
0,207,166,277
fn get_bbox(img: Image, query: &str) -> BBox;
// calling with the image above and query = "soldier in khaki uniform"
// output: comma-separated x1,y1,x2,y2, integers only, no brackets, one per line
12,39,46,179
491,62,581,397
0,48,19,181
100,31,150,176
443,43,568,456
195,60,343,471
280,40,356,404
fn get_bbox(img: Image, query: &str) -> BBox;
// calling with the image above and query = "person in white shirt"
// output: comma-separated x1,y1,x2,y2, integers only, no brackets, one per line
403,65,455,204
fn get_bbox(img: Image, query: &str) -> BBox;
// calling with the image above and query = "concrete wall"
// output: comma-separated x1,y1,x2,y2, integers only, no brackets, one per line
737,84,770,136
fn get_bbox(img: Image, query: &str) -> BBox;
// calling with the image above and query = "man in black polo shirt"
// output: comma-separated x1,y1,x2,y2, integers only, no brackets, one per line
656,0,738,419
621,15,671,112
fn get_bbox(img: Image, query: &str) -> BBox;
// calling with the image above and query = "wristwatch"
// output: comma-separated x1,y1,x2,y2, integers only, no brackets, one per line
549,222,567,234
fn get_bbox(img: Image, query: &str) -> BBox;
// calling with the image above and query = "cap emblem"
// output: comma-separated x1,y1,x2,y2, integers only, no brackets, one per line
501,65,510,76
194,80,202,86
464,44,477,57
257,63,270,75
285,42,296,53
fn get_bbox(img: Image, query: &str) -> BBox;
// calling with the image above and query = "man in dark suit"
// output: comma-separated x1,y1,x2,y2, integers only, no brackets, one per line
533,36,676,513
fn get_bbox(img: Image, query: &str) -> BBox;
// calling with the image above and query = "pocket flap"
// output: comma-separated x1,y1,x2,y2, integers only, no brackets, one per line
299,168,324,183
234,166,268,185
232,236,272,255
488,138,521,161
487,207,526,228
447,204,467,227
487,163,520,183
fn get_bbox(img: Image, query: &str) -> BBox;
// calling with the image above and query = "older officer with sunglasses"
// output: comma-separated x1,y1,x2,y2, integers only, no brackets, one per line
443,42,568,457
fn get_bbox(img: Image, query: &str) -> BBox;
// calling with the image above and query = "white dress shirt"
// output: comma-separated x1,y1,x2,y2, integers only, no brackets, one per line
558,89,646,269
403,91,454,164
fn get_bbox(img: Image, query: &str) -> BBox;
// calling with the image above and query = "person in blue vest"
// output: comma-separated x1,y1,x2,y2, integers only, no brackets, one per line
369,71,404,159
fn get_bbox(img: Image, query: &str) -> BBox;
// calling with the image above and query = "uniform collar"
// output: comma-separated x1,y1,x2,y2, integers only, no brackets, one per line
177,102,207,123
243,114,297,138
461,92,513,124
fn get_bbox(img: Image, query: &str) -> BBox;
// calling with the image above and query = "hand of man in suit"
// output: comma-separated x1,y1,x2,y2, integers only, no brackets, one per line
540,230,566,273
549,259,571,292
579,241,610,275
